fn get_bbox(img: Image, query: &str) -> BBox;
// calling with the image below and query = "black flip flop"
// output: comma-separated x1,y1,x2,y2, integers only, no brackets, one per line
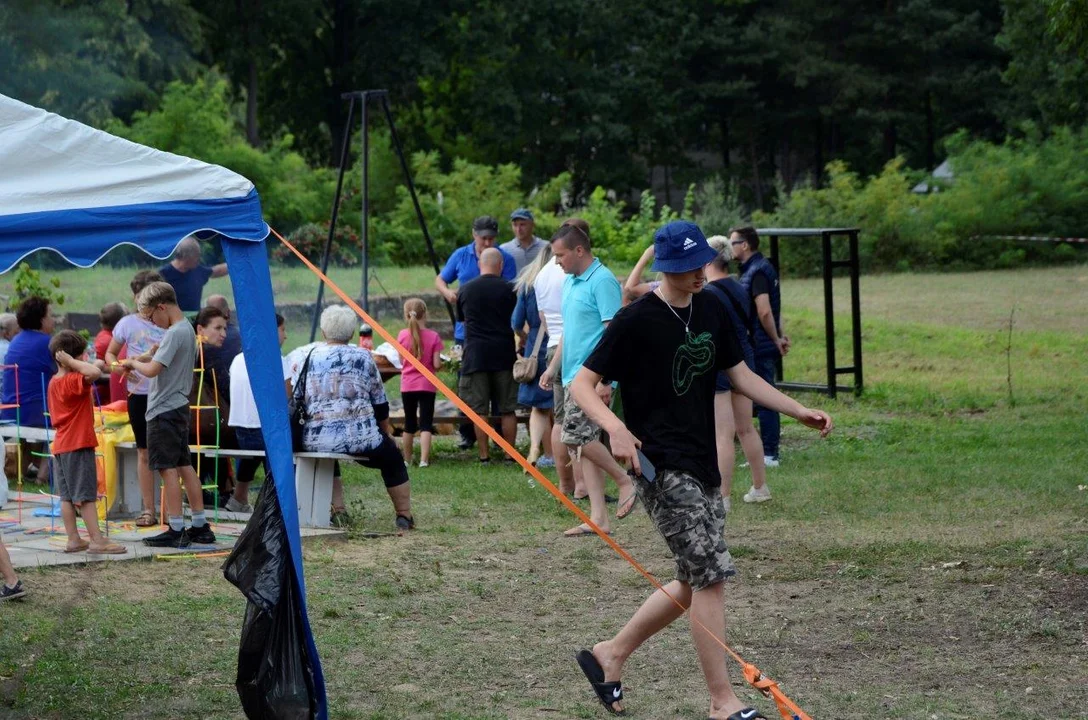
575,649,625,715
722,708,767,720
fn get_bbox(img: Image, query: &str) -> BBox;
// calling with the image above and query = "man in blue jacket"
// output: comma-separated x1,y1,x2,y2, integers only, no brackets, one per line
730,227,790,466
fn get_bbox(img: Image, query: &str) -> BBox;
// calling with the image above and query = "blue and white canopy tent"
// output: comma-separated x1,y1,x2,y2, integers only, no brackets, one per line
0,93,326,719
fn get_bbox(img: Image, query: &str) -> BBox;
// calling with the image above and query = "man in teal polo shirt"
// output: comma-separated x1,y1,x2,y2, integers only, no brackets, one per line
540,224,636,537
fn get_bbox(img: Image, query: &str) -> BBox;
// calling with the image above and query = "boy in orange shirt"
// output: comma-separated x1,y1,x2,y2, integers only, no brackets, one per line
48,330,126,555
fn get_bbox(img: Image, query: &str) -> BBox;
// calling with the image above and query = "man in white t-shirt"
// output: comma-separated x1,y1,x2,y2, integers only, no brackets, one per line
226,313,291,513
534,219,585,498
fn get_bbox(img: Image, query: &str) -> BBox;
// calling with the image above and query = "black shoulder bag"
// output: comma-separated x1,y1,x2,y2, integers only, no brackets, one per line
288,348,316,452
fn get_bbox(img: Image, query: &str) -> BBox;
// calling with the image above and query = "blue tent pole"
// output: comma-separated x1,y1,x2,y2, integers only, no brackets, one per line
223,237,327,719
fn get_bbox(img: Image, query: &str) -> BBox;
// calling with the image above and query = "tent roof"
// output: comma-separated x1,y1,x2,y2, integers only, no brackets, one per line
912,159,954,194
0,93,268,273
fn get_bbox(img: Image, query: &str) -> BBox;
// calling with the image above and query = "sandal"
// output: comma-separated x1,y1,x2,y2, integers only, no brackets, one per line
615,492,638,520
63,540,90,553
134,510,157,527
87,542,128,555
723,709,767,720
575,649,625,715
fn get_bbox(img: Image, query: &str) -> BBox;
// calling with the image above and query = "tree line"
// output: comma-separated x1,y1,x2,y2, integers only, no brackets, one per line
4,0,1087,206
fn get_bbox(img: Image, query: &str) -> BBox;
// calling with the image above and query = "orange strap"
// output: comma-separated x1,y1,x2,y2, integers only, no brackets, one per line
274,228,810,720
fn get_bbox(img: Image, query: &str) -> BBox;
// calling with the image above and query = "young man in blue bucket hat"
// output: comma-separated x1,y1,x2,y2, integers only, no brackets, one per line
569,220,833,719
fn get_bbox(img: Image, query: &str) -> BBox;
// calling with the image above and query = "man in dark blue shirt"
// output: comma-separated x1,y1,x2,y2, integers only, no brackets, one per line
159,237,227,313
731,227,789,465
434,216,516,343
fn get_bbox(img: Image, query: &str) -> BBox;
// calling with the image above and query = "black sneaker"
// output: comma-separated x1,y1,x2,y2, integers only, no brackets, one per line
185,523,217,544
0,581,26,601
143,528,191,548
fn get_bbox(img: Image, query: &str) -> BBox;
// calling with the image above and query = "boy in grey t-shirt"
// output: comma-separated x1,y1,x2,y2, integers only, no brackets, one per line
122,281,215,548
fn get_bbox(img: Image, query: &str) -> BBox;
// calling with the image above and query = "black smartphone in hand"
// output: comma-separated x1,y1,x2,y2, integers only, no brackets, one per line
630,449,655,484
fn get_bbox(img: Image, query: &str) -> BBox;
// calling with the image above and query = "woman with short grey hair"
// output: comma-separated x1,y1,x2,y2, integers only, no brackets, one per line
289,304,414,532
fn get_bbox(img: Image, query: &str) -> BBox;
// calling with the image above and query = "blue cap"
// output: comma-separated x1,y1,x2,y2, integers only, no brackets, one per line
650,221,718,273
509,208,534,221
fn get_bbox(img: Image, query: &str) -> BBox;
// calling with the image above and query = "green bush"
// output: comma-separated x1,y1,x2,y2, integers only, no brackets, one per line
372,153,570,265
754,133,1088,275
109,75,334,234
575,186,693,265
7,263,65,310
272,223,361,267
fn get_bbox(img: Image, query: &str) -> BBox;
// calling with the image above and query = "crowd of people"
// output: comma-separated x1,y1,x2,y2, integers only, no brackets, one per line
0,210,835,720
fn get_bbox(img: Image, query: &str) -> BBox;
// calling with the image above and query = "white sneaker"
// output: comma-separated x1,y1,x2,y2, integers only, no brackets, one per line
225,497,253,513
763,456,780,468
419,461,429,468
743,485,772,503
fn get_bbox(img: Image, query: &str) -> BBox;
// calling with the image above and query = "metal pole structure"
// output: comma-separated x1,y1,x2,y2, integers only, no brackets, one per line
378,93,457,327
361,93,370,315
821,231,837,399
849,230,863,394
309,94,357,342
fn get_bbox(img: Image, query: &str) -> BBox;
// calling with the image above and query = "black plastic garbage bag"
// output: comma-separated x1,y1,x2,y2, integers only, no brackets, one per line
223,480,318,719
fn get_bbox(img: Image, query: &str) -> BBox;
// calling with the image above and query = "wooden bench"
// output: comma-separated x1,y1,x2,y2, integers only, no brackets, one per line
0,426,349,528
113,443,355,528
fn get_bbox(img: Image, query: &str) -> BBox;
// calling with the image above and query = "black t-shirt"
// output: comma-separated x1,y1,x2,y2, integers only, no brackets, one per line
456,274,518,374
584,291,744,490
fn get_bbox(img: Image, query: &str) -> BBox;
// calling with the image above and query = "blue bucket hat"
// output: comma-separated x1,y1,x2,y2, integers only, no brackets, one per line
509,207,534,221
650,221,718,273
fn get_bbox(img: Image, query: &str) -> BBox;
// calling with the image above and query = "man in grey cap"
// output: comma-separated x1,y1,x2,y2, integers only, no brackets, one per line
500,208,548,273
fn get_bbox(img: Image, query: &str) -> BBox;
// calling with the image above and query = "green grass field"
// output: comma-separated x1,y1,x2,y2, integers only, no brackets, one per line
0,265,1086,719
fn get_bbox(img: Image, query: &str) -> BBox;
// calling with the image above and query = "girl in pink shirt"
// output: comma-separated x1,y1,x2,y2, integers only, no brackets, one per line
397,299,444,467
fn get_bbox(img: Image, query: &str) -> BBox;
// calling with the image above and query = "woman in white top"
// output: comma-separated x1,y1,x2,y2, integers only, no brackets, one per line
226,313,290,513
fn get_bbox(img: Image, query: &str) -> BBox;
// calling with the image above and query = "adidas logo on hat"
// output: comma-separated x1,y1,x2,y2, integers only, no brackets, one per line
683,237,697,251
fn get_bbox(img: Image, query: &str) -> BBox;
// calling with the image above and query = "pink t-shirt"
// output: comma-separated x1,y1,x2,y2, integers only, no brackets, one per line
398,327,443,393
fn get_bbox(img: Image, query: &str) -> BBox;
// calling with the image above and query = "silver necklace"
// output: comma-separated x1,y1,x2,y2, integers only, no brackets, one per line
654,288,693,336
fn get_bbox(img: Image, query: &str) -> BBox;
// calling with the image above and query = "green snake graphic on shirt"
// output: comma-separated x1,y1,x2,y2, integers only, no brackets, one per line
672,331,715,395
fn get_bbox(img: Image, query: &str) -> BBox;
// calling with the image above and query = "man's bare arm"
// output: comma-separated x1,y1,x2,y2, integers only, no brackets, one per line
726,362,831,435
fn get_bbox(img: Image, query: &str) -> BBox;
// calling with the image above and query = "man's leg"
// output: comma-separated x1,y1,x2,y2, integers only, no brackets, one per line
459,372,492,461
587,580,693,714
551,374,576,495
498,371,519,452
754,354,780,461
579,440,635,508
575,454,610,533
456,359,476,449
690,581,747,718
501,413,517,447
561,396,611,534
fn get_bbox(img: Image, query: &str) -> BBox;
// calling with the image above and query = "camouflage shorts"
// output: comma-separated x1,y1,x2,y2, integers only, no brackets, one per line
634,468,734,591
560,391,601,447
